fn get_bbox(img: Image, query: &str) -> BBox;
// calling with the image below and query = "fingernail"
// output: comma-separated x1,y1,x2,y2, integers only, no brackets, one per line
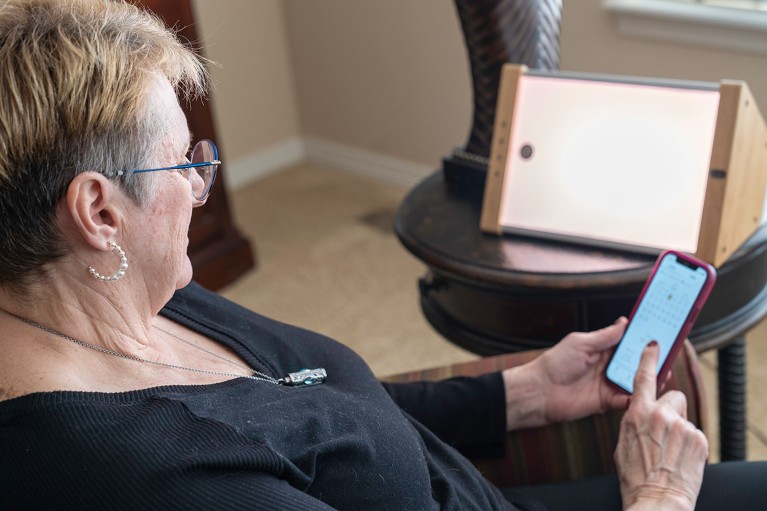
648,340,658,348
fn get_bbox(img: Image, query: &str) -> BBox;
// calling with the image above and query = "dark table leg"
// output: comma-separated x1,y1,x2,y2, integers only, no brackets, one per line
718,336,747,461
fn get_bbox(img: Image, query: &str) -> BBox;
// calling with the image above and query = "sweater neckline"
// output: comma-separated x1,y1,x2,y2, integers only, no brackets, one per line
0,286,286,410
0,372,263,413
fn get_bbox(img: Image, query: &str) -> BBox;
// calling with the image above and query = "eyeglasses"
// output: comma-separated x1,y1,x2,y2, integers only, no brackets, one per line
118,139,220,202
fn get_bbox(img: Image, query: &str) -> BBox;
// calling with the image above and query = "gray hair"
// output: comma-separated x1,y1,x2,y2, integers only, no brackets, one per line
0,0,208,293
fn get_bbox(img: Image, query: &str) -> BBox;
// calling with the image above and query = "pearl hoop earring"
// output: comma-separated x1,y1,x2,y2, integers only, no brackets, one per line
88,241,128,282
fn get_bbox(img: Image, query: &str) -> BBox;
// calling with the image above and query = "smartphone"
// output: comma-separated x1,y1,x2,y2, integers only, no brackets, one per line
605,250,716,393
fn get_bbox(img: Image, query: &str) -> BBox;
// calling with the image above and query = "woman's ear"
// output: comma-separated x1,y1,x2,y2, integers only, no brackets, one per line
64,172,121,250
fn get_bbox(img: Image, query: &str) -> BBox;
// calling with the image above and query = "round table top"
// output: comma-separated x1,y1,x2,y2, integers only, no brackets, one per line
397,172,661,286
395,171,767,351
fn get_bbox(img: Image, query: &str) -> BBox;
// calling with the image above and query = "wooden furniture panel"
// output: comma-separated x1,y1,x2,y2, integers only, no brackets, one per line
699,81,767,267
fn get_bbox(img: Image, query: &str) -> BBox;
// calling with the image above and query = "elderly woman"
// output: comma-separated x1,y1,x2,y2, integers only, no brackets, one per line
0,0,763,510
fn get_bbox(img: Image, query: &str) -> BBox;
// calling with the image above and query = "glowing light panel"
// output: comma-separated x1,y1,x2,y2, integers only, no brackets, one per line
499,75,720,253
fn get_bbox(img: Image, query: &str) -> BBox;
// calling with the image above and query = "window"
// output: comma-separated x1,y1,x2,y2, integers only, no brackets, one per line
602,0,767,55
697,1,767,11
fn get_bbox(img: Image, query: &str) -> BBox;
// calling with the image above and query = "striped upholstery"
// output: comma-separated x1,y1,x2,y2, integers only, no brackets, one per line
383,340,707,487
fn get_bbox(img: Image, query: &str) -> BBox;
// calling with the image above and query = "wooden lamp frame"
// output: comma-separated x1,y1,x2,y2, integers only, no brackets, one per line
481,64,767,267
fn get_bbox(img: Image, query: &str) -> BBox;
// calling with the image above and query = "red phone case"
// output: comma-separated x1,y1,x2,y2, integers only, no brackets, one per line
606,250,716,393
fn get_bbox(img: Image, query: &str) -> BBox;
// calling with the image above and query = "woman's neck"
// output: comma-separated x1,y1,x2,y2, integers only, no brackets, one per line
0,263,182,386
3,275,156,347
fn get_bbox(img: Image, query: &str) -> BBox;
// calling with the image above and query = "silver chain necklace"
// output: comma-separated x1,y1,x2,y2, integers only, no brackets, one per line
2,310,327,387
154,324,257,373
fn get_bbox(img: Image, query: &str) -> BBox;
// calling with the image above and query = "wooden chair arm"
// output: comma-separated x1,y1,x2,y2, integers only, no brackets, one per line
384,341,707,486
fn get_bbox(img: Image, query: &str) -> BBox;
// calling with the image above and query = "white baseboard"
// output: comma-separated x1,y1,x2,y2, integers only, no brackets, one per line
227,136,435,190
224,137,305,190
303,137,433,188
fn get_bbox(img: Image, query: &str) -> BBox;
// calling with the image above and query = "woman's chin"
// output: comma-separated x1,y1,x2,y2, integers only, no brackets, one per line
175,258,194,289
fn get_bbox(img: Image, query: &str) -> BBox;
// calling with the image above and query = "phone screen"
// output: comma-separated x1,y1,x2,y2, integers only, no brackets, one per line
606,253,709,393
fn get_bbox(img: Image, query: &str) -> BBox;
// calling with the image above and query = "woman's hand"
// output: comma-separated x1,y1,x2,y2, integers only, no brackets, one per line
502,318,630,430
537,318,631,423
615,342,708,511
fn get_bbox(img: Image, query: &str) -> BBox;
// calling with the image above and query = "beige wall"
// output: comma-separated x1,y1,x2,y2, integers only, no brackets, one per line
191,0,301,161
191,0,472,172
561,1,767,108
282,0,472,167
191,0,767,184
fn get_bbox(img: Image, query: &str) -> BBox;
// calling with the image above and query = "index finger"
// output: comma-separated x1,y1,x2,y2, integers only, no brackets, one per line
632,341,659,401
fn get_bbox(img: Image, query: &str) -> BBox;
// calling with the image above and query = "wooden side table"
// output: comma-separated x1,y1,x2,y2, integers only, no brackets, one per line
396,171,767,461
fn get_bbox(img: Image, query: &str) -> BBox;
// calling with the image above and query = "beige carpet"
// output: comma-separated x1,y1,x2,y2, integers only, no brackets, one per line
220,161,767,462
220,163,478,377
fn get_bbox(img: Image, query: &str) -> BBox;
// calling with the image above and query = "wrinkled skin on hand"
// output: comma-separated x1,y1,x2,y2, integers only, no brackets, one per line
615,342,708,511
533,318,631,424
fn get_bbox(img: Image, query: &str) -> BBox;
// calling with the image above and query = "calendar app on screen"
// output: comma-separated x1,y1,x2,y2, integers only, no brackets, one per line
606,253,709,393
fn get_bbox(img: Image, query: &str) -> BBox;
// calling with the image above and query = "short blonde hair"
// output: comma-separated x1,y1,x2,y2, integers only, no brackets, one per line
0,0,208,291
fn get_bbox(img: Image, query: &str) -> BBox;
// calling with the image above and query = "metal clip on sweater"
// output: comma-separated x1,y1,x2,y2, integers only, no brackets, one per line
279,368,328,386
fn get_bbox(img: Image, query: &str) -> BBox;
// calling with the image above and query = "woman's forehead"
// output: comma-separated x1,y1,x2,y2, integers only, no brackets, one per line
147,74,190,154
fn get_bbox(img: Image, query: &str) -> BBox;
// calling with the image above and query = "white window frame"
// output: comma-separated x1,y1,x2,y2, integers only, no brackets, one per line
602,0,767,55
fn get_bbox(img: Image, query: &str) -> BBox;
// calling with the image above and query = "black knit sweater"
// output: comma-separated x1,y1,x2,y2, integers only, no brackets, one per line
0,282,523,510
